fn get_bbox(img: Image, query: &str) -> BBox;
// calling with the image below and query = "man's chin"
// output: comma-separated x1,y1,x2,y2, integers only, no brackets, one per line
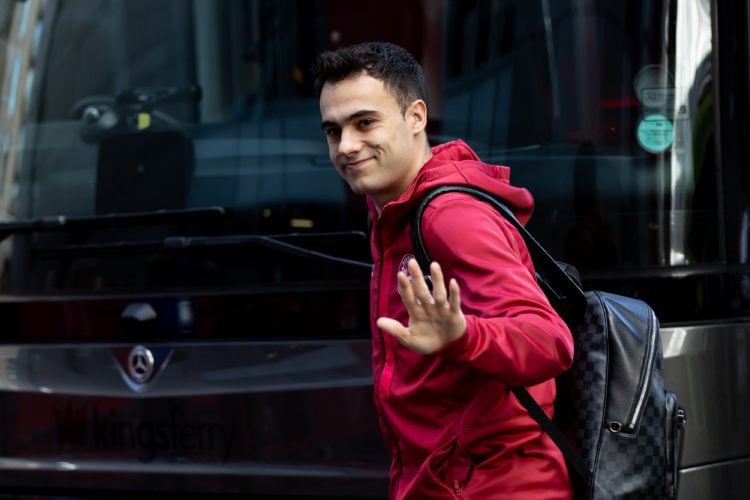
347,180,369,195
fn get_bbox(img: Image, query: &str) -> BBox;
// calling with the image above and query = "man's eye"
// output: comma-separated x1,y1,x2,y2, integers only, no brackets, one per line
324,128,340,138
359,119,374,127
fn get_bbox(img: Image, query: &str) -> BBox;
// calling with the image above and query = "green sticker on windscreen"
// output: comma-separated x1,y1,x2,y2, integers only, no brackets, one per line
637,114,673,153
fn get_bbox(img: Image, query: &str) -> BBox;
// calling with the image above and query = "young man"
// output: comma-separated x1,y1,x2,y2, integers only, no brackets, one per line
314,42,574,499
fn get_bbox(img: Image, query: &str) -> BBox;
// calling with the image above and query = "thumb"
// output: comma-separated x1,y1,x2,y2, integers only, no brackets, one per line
376,317,410,341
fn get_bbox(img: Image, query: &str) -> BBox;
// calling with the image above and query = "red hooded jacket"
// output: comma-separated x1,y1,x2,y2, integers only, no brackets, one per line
368,140,575,499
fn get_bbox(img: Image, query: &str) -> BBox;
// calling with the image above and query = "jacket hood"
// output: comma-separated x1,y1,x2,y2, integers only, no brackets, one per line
371,139,534,225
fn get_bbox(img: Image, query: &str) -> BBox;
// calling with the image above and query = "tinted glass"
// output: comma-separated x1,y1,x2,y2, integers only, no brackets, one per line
0,0,715,296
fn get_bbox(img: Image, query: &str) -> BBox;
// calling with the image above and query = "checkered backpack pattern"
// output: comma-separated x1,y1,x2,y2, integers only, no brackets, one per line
412,185,687,500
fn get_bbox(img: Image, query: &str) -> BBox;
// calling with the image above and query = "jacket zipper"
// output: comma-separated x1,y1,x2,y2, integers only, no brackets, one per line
372,226,394,402
453,479,462,497
377,253,394,401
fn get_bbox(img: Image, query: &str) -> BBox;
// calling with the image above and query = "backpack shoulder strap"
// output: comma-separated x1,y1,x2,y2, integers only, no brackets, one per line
411,184,587,323
510,387,590,481
410,184,591,483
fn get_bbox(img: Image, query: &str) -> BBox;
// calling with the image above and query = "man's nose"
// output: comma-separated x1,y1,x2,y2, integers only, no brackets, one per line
338,128,361,156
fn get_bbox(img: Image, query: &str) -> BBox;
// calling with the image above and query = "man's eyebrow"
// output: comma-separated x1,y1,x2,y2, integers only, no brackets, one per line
320,109,379,129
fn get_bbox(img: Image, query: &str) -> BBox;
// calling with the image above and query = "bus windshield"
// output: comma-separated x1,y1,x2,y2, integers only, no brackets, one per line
0,0,718,311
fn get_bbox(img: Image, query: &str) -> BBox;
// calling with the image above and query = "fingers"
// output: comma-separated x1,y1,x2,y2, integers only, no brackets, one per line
399,259,456,313
448,278,462,311
380,260,466,355
406,259,450,307
428,261,449,306
396,268,415,301
406,259,435,304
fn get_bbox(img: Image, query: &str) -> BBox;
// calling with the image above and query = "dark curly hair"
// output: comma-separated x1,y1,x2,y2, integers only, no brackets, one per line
312,42,427,113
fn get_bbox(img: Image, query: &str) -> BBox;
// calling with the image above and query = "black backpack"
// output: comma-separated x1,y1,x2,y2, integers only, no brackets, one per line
411,185,687,500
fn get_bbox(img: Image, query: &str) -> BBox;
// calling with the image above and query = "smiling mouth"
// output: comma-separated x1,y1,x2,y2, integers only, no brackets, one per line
343,157,371,170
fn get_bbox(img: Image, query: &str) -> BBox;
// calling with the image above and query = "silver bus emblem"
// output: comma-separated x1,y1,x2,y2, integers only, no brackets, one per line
127,345,155,383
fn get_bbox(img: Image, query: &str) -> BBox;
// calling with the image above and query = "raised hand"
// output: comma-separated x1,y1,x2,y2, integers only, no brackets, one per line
376,259,466,354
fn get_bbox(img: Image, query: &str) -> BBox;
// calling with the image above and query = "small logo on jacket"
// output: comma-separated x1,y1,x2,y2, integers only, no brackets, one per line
398,254,416,293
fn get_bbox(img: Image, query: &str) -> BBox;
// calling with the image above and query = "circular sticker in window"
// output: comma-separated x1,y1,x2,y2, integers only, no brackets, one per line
637,114,673,153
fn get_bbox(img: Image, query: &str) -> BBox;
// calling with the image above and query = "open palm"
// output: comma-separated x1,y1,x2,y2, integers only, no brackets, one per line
376,259,467,354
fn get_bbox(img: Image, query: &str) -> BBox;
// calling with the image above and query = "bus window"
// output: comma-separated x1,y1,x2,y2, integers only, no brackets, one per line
1,0,371,296
437,0,727,326
443,0,715,271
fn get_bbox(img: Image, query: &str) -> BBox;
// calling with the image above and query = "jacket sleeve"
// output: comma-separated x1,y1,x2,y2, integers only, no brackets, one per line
422,193,574,387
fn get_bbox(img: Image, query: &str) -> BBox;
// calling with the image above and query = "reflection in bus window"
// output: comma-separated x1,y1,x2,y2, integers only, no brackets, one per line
0,0,722,307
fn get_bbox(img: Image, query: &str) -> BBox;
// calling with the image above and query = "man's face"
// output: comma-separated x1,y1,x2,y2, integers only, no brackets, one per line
319,72,426,210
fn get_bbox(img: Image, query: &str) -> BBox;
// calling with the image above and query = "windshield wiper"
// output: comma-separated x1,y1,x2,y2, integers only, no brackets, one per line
0,207,227,243
32,231,372,276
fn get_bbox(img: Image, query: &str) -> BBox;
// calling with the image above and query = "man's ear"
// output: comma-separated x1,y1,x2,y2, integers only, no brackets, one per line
406,99,428,134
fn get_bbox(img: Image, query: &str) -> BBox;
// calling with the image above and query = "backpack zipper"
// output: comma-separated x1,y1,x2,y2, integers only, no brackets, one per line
609,307,659,433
